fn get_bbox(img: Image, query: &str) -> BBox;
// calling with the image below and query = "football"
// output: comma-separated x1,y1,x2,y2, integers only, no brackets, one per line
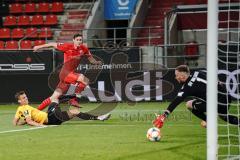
146,127,161,142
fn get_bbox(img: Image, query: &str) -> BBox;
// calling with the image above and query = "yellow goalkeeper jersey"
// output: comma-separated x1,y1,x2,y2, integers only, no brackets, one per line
15,105,48,124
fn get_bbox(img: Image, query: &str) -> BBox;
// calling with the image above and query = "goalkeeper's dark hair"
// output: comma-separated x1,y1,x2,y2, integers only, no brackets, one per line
15,91,26,101
73,33,82,39
175,65,190,74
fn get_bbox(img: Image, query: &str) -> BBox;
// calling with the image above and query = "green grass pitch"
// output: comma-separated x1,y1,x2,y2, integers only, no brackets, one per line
0,101,216,160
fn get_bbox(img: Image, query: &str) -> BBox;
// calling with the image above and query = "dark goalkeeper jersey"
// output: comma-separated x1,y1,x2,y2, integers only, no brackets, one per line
167,71,207,113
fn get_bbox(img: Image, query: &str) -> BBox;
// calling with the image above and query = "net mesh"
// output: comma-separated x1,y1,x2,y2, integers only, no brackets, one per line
217,0,240,159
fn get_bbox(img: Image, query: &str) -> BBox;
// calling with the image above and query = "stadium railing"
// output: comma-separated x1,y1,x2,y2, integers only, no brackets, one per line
14,25,207,69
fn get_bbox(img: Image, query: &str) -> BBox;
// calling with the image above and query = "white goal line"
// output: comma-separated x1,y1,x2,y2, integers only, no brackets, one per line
0,125,58,134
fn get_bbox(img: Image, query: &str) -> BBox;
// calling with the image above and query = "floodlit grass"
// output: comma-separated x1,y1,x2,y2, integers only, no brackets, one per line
0,101,237,160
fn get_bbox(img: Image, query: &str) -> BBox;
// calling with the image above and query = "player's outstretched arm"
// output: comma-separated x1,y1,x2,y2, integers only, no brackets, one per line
88,56,102,65
25,117,45,127
12,117,27,126
153,96,185,128
33,42,58,52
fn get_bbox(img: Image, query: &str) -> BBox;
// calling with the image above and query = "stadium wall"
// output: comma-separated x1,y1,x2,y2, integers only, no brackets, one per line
5,47,238,103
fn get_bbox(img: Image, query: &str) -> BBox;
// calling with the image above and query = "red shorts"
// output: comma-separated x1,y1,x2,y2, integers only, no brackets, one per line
63,72,79,84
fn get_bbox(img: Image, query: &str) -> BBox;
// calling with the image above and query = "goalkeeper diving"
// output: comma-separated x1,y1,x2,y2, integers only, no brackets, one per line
153,65,240,128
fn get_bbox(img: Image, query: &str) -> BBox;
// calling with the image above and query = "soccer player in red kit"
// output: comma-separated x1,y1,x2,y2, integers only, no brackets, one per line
33,33,102,110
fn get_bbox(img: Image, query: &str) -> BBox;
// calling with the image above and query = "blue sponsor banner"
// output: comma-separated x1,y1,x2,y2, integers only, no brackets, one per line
104,0,138,20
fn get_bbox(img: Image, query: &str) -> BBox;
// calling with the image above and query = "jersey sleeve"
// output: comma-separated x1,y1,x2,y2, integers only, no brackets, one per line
15,108,21,119
166,85,190,113
57,43,70,52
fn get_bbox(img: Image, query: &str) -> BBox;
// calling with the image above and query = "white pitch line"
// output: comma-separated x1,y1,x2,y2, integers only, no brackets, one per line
0,125,57,134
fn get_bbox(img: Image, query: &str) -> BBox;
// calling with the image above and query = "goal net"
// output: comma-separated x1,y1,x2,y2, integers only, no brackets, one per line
217,0,240,159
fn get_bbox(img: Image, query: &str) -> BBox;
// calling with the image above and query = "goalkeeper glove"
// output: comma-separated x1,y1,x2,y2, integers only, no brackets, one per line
153,110,170,128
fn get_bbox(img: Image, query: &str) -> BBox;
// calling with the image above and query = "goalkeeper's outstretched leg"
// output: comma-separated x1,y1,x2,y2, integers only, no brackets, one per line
218,115,240,126
186,99,207,127
186,99,207,121
186,99,240,127
218,104,240,126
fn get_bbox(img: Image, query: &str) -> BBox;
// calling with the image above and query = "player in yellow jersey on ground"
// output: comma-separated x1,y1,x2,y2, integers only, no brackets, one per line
13,91,111,127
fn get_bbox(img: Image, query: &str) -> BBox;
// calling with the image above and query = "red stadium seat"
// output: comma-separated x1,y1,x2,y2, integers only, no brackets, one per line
25,27,38,38
184,41,199,66
34,39,46,46
37,2,50,13
20,40,32,49
38,27,53,38
51,2,64,13
11,28,25,39
24,3,36,13
0,28,11,39
5,40,18,50
9,3,23,14
18,15,30,26
44,14,58,25
184,41,199,59
0,41,5,49
3,16,17,26
31,15,44,26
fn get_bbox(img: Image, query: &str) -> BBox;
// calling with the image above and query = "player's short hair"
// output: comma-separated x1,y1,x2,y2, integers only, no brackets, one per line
175,65,190,74
73,33,82,39
15,91,25,101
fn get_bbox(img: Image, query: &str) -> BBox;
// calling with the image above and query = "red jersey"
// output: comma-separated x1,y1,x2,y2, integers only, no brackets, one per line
57,43,92,72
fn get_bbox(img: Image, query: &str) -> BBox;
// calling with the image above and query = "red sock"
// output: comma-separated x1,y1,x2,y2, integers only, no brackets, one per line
37,97,51,110
69,83,86,104
75,82,86,93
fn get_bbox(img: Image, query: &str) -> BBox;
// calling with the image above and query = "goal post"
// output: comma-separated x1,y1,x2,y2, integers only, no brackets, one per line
207,0,218,160
208,0,240,159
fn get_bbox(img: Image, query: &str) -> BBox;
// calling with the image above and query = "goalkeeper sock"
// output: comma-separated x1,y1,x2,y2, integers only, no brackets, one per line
37,97,51,110
77,112,98,120
227,115,240,125
219,115,240,125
